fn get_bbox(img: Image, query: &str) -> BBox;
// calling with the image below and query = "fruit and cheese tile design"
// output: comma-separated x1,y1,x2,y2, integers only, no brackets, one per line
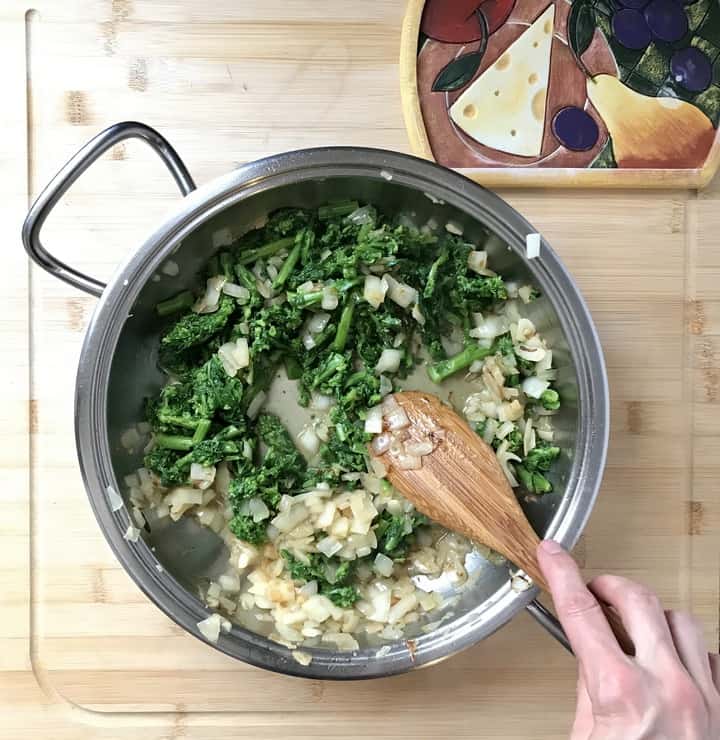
414,0,720,170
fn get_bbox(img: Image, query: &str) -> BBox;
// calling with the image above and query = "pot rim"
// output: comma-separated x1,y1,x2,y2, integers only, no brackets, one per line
75,146,609,679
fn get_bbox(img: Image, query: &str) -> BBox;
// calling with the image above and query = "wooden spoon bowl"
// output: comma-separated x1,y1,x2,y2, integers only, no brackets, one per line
372,390,633,655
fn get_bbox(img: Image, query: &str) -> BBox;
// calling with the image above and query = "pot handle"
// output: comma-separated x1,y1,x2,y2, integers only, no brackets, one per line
526,599,573,654
22,121,196,298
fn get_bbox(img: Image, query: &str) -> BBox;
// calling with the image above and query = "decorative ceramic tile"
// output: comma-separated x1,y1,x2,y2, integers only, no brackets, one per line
400,0,720,186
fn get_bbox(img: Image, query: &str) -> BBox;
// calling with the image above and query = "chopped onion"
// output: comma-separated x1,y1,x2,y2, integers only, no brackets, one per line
379,169,393,181
467,250,488,274
410,303,425,326
123,524,141,542
310,393,334,411
218,338,250,377
526,233,541,259
194,276,226,314
292,650,313,666
378,375,393,397
511,572,532,592
518,285,534,304
371,433,391,456
383,274,417,309
190,463,216,489
363,275,387,309
120,427,142,451
302,332,316,350
523,419,537,457
515,318,537,342
396,453,422,470
365,405,383,434
495,421,515,441
212,227,233,247
308,312,331,335
373,553,394,577
375,348,403,375
297,426,321,458
445,220,464,236
246,390,267,420
222,282,251,302
248,497,270,522
388,593,418,623
321,285,338,310
347,205,375,225
482,417,499,444
161,260,179,277
197,613,222,643
299,580,318,598
256,278,272,299
404,439,434,456
106,484,124,512
516,344,546,362
498,400,524,423
317,536,343,558
522,376,550,399
469,315,509,340
382,396,410,431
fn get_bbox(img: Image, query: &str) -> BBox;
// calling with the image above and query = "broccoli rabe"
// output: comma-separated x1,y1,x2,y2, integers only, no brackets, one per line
375,511,428,560
228,514,268,545
281,551,360,607
539,388,561,411
144,202,558,605
160,294,235,355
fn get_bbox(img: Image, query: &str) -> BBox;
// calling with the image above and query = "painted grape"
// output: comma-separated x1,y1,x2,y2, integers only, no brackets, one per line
671,47,713,92
552,106,600,151
612,8,652,50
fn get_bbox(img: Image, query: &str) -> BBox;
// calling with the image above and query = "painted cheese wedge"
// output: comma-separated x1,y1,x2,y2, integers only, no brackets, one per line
449,4,555,158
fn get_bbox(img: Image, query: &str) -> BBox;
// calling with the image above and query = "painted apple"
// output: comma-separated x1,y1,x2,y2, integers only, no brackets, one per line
421,0,516,44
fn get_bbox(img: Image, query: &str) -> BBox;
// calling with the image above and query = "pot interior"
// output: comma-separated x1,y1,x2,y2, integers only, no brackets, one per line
103,170,581,667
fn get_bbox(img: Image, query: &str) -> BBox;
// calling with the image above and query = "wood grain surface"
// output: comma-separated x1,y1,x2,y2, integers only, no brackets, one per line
2,0,719,738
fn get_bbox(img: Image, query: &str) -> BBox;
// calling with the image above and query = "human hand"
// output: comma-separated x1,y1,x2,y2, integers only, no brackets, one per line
537,539,720,740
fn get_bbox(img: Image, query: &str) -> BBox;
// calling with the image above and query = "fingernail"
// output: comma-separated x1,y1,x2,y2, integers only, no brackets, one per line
539,539,563,555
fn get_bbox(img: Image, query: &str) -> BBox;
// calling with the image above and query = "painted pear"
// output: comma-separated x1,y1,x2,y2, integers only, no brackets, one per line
587,74,714,169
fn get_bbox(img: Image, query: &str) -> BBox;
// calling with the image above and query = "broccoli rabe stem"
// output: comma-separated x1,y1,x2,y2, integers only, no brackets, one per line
191,419,212,445
237,236,295,266
289,278,361,308
333,295,356,351
234,263,257,291
154,433,196,451
427,344,493,384
273,239,301,290
284,355,302,380
219,251,234,281
317,200,359,221
156,290,194,317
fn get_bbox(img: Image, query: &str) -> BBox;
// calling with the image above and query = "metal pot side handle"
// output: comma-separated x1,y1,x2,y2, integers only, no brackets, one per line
21,121,196,297
526,599,573,654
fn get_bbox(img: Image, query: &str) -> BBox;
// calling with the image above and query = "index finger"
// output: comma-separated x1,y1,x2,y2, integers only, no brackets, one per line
537,540,625,669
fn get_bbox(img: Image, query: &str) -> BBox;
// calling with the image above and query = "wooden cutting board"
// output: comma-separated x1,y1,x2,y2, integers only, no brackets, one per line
2,1,719,737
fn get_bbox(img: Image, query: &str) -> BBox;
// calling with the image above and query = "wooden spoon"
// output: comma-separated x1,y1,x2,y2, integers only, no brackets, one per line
372,390,634,655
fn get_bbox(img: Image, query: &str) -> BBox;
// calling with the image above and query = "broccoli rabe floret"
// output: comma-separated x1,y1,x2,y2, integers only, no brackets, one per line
324,585,361,608
191,355,244,419
375,510,428,560
144,448,187,487
249,303,304,354
280,551,359,605
160,294,235,355
523,444,561,473
494,428,522,455
229,514,268,545
539,388,560,411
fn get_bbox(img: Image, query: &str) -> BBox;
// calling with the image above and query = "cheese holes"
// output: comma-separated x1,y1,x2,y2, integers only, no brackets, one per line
463,104,478,118
532,88,547,121
528,73,538,85
495,53,511,71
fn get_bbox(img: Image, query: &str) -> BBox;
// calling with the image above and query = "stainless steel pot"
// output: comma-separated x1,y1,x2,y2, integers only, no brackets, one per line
23,122,608,679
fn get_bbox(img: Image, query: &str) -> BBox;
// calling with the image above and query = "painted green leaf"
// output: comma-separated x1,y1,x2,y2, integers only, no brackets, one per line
431,13,488,93
432,52,483,92
568,0,596,71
